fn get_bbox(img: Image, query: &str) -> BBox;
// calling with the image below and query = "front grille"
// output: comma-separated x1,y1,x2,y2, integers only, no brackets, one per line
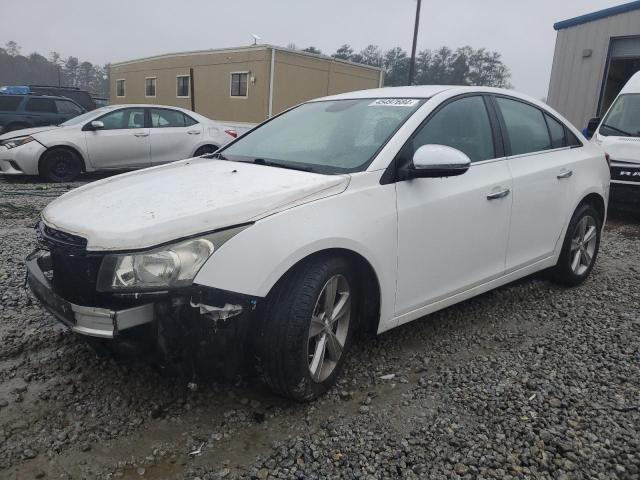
36,222,103,305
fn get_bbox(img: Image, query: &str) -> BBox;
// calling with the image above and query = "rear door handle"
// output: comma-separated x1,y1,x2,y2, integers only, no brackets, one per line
187,130,201,135
487,188,511,200
134,132,149,137
557,170,573,179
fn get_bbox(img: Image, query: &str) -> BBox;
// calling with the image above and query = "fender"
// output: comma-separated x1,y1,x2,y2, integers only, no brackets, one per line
194,173,399,331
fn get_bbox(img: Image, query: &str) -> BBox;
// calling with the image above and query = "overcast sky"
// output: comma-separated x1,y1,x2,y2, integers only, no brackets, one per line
1,0,627,99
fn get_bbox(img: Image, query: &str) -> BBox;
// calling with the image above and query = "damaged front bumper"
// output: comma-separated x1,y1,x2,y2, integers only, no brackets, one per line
26,250,155,338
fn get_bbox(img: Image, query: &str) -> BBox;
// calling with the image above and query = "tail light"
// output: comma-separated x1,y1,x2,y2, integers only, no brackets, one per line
224,129,238,138
605,153,611,168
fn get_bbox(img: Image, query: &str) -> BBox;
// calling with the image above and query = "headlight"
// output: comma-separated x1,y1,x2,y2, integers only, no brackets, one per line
96,225,249,292
1,136,35,149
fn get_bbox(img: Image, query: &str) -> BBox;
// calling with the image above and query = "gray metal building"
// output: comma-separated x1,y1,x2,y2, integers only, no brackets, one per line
547,1,640,129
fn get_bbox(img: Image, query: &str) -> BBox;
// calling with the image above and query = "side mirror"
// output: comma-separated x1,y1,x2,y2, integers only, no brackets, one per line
89,120,104,130
585,117,601,139
406,144,471,179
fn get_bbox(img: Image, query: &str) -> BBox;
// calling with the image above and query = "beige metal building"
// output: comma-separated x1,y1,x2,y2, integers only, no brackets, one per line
109,45,384,124
547,1,640,129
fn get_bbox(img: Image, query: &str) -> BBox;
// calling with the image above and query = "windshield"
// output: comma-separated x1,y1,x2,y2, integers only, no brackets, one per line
60,107,112,126
600,94,640,137
220,98,424,174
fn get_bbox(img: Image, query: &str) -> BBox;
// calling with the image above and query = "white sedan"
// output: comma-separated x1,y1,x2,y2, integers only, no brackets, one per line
27,86,610,400
0,104,252,182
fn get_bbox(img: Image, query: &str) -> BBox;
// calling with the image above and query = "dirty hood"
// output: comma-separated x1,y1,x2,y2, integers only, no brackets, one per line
0,125,59,140
598,136,640,164
42,158,350,251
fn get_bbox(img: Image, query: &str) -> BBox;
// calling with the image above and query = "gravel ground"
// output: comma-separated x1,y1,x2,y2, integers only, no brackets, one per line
0,175,639,480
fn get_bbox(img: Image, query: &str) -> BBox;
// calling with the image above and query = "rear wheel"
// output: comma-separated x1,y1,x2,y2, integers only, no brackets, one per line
194,145,218,156
40,148,82,182
552,203,601,286
254,256,356,401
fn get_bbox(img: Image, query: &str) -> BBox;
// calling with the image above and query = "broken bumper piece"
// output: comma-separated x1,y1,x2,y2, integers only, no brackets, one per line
26,251,154,339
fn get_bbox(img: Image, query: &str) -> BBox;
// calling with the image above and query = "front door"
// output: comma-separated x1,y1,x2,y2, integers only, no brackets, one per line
84,107,151,169
395,95,512,316
149,108,202,164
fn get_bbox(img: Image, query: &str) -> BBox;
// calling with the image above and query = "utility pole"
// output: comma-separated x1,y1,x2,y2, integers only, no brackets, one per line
408,0,422,86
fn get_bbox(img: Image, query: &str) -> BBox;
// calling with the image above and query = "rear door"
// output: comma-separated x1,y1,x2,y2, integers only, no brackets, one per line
492,96,577,271
149,108,202,164
84,107,151,169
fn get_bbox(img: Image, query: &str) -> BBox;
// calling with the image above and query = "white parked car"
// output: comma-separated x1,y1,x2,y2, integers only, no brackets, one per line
27,86,610,400
0,104,252,182
588,71,640,202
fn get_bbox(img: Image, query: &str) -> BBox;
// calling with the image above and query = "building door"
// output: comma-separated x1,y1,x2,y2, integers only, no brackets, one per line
599,36,640,115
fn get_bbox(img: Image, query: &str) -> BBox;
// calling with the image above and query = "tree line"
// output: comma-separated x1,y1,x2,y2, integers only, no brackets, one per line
0,41,109,97
293,43,511,88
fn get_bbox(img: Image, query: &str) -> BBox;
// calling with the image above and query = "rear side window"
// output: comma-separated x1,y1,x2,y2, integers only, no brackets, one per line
412,96,495,162
150,108,196,128
0,96,22,111
496,97,551,155
55,100,83,115
26,98,56,113
545,114,566,149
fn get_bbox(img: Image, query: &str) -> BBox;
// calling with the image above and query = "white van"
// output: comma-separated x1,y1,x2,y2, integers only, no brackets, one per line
589,71,640,195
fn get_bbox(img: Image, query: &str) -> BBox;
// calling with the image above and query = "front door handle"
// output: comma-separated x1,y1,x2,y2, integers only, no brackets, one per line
134,132,149,137
187,130,201,135
557,170,573,179
487,188,511,200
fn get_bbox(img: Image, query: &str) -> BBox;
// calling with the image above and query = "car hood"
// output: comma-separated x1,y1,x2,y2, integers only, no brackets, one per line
0,125,59,140
42,158,350,251
597,135,640,164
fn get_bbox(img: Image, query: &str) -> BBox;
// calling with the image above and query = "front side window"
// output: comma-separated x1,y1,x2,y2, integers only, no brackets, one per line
496,97,551,155
55,100,83,115
145,78,157,97
600,94,640,137
116,79,125,97
412,96,495,162
230,72,248,97
25,98,56,113
177,76,190,97
150,108,196,128
221,98,423,174
98,108,145,130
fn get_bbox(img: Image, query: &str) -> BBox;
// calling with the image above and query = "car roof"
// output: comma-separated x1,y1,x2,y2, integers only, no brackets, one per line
620,71,640,95
313,85,532,102
0,93,80,101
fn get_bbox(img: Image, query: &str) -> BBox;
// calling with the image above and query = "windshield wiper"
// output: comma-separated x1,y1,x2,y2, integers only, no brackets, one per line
205,151,228,160
252,158,314,172
601,123,635,137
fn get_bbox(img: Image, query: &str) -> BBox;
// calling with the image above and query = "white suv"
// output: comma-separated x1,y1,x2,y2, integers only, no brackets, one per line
0,104,252,182
27,86,610,400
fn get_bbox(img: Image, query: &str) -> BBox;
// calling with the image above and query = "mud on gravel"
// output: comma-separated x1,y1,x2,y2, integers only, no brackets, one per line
0,176,639,480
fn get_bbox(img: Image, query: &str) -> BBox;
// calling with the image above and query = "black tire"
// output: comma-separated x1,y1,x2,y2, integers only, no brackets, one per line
3,122,31,133
39,148,82,182
552,203,602,286
194,145,219,156
254,256,357,401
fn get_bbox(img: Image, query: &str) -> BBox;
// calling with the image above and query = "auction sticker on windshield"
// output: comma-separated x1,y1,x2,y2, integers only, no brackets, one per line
369,99,419,107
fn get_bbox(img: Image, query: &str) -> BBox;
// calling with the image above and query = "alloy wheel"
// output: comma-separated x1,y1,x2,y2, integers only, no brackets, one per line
307,274,351,383
570,215,597,275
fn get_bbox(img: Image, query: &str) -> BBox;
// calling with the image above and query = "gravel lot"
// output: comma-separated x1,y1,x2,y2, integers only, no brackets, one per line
0,175,639,480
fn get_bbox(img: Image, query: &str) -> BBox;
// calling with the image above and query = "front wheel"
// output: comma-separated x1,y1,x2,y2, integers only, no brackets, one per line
40,148,82,182
194,145,218,156
254,256,356,401
552,203,601,286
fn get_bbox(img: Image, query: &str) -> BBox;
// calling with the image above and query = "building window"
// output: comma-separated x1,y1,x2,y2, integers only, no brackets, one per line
230,72,248,97
116,79,125,97
176,75,190,98
145,77,157,98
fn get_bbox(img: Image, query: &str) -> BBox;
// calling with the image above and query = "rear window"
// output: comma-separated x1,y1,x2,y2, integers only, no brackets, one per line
0,96,22,111
26,98,56,113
